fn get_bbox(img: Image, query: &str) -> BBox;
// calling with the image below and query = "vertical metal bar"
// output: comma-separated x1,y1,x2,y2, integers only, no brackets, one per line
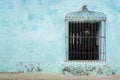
102,21,104,61
91,22,93,60
90,22,92,61
103,21,106,61
68,21,70,60
86,22,87,60
68,21,70,61
97,22,99,61
94,23,96,61
96,22,100,60
90,22,91,60
104,21,106,61
70,21,72,60
65,20,67,61
101,22,103,61
71,21,73,60
79,22,81,60
101,21,103,61
84,22,86,60
73,21,75,60
77,22,79,60
78,22,79,60
69,21,71,60
88,22,89,60
86,23,87,60
81,22,82,60
74,21,76,60
84,22,85,60
102,21,105,61
93,22,95,61
73,22,76,60
95,22,97,61
87,22,89,60
81,22,83,60
99,22,101,61
86,22,88,60
96,22,99,61
71,22,74,60
74,21,77,60
83,22,84,60
75,22,77,60
92,22,94,61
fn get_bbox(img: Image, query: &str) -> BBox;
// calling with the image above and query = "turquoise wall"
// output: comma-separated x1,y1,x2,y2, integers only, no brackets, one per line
0,0,120,75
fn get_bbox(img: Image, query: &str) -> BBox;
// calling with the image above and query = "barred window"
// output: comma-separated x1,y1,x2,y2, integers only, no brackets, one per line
65,6,106,61
68,22,100,60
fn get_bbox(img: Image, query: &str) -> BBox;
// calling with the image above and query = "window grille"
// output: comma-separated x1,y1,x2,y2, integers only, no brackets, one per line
65,5,106,61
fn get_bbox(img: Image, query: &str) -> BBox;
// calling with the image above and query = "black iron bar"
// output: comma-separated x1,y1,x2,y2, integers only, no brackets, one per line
83,22,85,60
99,22,102,61
104,21,106,61
79,22,81,60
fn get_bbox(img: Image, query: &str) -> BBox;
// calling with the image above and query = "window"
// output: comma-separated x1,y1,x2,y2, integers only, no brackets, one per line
66,21,106,61
65,6,106,61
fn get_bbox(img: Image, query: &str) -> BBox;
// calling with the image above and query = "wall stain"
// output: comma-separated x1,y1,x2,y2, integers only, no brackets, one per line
16,62,42,73
62,64,117,76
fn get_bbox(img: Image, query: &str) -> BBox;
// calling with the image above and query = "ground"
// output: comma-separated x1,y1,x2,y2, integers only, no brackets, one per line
0,73,120,80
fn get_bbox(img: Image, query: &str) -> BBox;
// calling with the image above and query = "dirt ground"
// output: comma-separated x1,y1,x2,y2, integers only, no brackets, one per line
0,73,119,80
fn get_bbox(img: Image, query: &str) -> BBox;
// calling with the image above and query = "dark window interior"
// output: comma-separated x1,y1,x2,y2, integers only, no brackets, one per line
69,22,100,60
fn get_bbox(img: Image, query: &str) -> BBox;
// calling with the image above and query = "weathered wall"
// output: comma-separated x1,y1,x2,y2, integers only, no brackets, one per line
0,0,120,75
